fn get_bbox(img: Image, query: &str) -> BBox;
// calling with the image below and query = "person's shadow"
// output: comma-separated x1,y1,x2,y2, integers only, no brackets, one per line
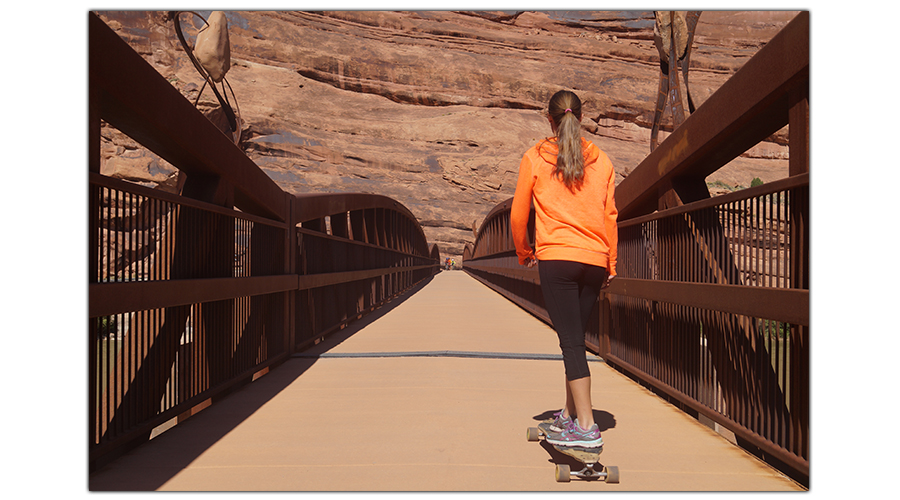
531,409,616,474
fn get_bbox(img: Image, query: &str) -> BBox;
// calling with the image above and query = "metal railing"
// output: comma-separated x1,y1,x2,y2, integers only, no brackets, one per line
605,174,809,480
292,193,440,351
464,11,809,485
88,13,439,470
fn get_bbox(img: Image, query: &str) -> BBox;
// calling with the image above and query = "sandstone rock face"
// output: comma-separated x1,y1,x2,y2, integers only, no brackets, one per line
95,10,801,261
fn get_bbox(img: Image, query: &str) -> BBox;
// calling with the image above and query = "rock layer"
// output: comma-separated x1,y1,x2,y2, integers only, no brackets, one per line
95,10,801,260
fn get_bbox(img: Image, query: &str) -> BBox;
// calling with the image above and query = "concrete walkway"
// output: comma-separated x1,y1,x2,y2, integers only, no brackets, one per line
89,271,803,491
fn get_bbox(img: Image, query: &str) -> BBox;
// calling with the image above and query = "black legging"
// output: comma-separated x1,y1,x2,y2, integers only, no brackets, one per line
538,260,608,381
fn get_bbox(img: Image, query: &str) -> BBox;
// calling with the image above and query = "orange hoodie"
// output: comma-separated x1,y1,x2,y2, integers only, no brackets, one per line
511,138,618,274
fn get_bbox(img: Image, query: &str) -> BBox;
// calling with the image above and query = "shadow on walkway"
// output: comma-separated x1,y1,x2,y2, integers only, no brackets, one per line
89,275,435,490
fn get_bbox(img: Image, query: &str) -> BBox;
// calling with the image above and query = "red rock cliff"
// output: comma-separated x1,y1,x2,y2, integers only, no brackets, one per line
95,10,801,260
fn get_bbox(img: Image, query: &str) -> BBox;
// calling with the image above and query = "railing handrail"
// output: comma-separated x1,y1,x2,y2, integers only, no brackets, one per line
618,172,808,229
293,192,419,224
89,172,287,228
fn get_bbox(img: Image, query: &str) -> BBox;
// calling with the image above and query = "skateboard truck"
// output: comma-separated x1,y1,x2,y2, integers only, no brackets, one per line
554,456,619,483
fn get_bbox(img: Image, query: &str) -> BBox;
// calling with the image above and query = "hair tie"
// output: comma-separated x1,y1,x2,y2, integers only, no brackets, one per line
564,108,572,113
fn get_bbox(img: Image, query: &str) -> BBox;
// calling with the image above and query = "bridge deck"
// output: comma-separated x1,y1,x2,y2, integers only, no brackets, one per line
89,271,802,491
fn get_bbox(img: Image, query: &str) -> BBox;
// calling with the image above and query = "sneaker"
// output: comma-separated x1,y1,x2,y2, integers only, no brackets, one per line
547,410,573,433
546,418,603,448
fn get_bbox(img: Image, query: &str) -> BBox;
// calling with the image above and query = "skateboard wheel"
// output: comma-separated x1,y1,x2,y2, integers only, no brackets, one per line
526,427,540,442
604,465,619,484
555,464,571,482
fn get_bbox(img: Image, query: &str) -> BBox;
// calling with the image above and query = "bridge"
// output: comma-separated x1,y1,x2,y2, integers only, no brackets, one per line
88,11,809,491
89,271,800,491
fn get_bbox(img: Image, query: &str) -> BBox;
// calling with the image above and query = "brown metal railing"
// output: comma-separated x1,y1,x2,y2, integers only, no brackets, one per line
464,12,808,485
292,194,439,350
605,174,809,480
89,12,438,470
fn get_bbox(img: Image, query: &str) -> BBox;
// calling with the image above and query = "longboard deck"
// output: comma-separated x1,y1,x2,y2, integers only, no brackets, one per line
553,444,603,465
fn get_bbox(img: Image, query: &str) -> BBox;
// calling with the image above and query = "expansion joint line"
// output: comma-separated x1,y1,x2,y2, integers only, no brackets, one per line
293,350,605,362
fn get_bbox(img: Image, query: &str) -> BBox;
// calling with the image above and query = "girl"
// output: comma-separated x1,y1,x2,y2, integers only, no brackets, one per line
511,90,618,447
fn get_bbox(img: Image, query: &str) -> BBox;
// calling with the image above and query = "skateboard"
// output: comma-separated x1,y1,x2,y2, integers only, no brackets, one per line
526,421,619,483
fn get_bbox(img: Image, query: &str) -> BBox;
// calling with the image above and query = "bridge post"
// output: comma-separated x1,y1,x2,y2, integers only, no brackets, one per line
286,195,297,353
788,83,809,464
599,293,612,358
